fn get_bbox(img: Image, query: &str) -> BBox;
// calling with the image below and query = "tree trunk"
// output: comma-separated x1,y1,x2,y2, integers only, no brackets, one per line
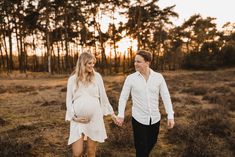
8,32,13,71
100,41,107,74
56,42,60,73
24,42,27,72
152,50,157,70
137,6,142,50
47,32,51,74
123,52,126,73
64,3,70,71
32,34,38,71
60,40,65,71
3,31,9,72
109,46,112,74
15,24,21,71
52,45,56,73
8,16,13,71
19,29,25,73
0,41,5,70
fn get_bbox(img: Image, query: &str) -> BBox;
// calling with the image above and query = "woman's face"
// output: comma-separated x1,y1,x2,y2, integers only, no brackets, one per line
85,59,95,73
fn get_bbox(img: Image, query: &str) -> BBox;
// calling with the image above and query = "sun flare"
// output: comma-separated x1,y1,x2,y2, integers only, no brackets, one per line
105,37,138,58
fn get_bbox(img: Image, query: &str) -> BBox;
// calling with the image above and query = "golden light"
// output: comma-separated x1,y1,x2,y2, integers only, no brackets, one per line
100,11,139,57
105,37,138,58
117,37,138,54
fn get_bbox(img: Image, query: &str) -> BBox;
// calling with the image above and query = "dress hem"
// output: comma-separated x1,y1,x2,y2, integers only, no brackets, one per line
68,132,107,145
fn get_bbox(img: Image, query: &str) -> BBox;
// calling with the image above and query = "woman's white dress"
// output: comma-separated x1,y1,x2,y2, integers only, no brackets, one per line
65,72,114,145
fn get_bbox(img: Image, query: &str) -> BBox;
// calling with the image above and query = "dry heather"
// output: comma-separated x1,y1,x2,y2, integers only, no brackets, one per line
0,68,235,157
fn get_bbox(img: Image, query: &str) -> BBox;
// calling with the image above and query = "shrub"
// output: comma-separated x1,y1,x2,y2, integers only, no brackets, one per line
110,83,122,93
182,50,219,70
221,44,235,67
228,82,235,87
210,86,231,94
14,85,36,93
184,96,201,105
203,93,235,111
107,93,118,111
0,117,7,126
0,136,33,157
198,117,231,137
107,115,134,148
181,86,208,95
40,100,59,106
0,85,7,94
188,107,229,121
202,94,221,104
170,96,182,103
167,107,233,157
96,148,113,157
167,124,189,144
182,133,220,157
60,87,67,92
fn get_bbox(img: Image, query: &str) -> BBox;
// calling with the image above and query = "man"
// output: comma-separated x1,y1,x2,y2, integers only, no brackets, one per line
116,50,175,157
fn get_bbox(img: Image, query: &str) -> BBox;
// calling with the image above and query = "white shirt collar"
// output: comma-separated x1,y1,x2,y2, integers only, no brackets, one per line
136,68,154,78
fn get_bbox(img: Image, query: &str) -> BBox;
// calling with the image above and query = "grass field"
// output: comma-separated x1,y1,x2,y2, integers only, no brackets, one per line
0,68,235,157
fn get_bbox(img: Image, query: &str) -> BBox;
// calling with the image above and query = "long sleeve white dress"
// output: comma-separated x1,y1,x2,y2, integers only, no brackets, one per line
65,72,114,145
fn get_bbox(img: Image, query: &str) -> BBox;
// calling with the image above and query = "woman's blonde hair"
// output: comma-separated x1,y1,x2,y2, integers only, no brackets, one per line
74,52,96,88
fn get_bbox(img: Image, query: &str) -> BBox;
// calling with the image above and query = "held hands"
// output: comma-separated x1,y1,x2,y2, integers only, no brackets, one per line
111,115,175,129
111,114,124,127
72,115,90,124
116,117,124,126
72,113,123,126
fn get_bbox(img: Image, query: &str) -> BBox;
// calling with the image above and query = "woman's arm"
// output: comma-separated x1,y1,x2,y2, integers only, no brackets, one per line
96,72,114,116
65,76,74,121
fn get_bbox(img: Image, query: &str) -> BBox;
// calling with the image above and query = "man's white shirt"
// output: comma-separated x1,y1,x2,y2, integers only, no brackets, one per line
118,69,174,125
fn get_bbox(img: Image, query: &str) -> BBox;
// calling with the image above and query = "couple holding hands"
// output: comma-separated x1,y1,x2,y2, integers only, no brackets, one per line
65,50,175,157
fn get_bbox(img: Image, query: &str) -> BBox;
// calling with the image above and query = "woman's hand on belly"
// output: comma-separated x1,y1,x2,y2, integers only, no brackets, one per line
72,115,90,124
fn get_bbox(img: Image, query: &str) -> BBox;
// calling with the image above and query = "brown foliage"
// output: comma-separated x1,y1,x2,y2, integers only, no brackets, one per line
181,86,208,95
0,136,34,157
107,115,134,148
167,106,235,157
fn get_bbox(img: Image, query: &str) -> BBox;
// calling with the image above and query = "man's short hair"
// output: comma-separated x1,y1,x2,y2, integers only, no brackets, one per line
136,50,152,62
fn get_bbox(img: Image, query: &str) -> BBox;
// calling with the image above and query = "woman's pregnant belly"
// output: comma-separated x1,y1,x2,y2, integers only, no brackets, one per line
72,95,99,119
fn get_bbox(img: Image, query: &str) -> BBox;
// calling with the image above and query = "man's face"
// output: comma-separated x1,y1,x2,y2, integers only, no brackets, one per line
134,55,149,73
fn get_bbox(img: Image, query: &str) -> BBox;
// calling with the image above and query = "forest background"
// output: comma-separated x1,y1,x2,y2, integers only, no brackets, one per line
0,0,235,157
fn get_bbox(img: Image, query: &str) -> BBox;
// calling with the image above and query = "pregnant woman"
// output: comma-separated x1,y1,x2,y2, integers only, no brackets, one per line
65,52,117,157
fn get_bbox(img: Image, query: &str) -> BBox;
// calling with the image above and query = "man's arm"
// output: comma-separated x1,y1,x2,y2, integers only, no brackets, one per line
117,76,132,126
159,74,175,129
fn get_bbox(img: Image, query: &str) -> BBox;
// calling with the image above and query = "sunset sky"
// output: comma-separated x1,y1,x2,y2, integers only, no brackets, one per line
100,0,235,32
14,0,235,56
158,0,235,29
101,0,235,55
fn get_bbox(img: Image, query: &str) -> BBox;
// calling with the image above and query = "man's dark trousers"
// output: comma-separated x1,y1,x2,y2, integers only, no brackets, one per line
132,117,160,157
